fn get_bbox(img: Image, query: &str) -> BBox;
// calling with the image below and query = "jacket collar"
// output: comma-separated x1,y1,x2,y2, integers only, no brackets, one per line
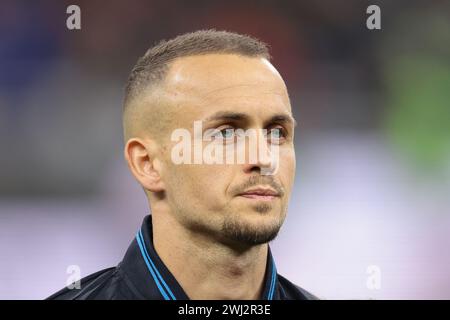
120,215,279,300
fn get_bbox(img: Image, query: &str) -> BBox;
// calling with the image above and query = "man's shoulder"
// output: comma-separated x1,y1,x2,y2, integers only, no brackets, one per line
46,265,135,300
277,274,319,300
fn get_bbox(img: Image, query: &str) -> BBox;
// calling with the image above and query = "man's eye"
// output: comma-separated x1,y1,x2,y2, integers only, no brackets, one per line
268,127,287,142
271,128,281,138
216,127,235,139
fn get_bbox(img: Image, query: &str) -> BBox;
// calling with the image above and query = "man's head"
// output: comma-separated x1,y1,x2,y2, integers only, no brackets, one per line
123,30,296,248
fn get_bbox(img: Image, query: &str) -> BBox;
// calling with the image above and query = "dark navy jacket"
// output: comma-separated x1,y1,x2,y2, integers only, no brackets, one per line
47,215,317,300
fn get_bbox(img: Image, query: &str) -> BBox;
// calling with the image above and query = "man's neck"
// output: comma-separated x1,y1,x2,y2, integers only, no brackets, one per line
151,211,268,300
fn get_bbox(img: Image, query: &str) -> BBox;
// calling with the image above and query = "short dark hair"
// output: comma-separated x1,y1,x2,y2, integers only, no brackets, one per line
124,29,270,108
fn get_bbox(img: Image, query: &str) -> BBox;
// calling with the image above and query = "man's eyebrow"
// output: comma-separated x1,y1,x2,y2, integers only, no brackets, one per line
204,111,297,127
204,111,248,122
267,114,298,128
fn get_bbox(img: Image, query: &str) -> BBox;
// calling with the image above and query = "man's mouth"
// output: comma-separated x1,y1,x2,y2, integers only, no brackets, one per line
238,187,280,201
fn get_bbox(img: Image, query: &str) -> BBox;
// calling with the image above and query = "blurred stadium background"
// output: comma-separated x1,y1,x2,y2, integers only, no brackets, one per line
0,0,449,299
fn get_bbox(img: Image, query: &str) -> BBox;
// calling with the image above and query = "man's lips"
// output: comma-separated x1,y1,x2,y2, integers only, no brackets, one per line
238,188,280,201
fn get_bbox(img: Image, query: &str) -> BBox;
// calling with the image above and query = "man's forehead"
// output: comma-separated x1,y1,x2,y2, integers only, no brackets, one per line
161,54,290,113
164,54,286,95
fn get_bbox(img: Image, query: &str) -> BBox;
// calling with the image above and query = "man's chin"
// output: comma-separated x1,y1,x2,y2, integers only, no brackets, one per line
221,216,283,246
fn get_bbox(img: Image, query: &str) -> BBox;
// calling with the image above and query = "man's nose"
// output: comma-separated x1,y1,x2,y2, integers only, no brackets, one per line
242,129,278,175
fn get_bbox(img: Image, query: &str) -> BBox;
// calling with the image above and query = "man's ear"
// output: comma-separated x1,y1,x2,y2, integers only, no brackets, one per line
124,138,165,193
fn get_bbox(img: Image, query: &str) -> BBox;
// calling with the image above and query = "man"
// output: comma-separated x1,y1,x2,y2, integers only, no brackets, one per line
48,30,316,300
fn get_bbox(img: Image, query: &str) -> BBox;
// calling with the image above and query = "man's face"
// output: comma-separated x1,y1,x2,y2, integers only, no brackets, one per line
156,54,296,247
